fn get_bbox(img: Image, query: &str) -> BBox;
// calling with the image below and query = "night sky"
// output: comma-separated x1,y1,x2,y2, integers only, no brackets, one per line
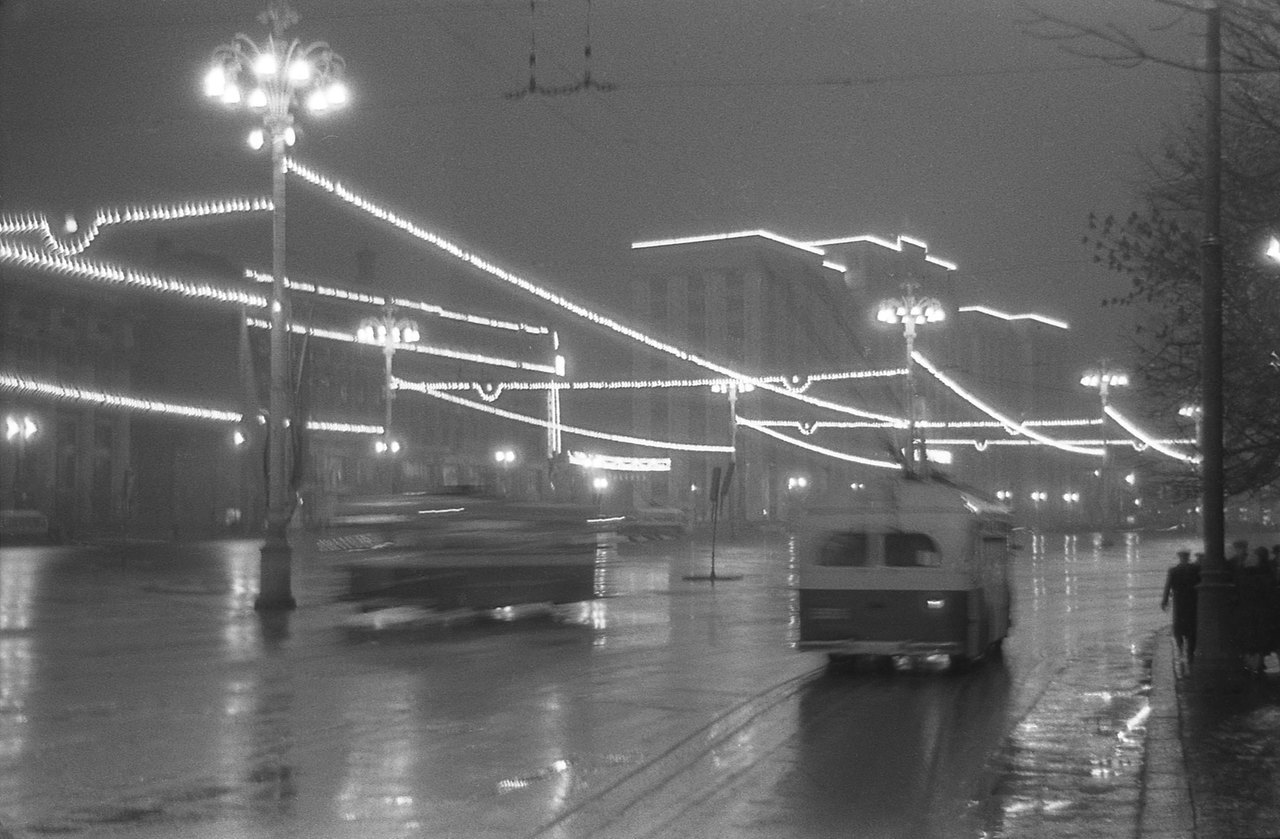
1,0,1201,382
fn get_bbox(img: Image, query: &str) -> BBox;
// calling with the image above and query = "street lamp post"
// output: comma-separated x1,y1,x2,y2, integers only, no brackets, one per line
494,448,516,496
877,284,945,476
357,309,420,475
1081,365,1128,529
4,414,38,508
592,475,609,514
203,0,348,611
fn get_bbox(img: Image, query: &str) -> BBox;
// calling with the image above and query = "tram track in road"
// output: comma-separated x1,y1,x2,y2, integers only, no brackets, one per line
528,658,1023,839
527,665,828,839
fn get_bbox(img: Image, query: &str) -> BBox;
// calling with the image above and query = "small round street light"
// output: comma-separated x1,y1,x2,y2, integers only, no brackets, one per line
1079,367,1130,404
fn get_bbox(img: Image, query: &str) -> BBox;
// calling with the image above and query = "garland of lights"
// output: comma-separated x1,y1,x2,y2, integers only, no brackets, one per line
0,173,1194,467
912,351,1105,458
736,417,900,470
0,198,272,257
0,240,267,308
0,372,381,434
243,269,550,335
1104,405,1200,464
923,437,1192,450
284,157,907,426
748,417,1105,432
393,367,906,397
411,385,734,453
244,318,557,374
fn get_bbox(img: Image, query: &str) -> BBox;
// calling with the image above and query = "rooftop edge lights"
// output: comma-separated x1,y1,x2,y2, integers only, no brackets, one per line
284,158,907,427
958,305,1070,330
630,230,827,256
1104,405,1202,464
630,230,958,272
803,233,958,272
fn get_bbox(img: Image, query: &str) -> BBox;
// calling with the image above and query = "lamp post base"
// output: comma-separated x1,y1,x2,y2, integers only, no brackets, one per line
1190,575,1243,691
255,532,297,612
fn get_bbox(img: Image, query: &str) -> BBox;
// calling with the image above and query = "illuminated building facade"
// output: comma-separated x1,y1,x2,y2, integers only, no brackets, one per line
0,241,551,540
627,231,952,523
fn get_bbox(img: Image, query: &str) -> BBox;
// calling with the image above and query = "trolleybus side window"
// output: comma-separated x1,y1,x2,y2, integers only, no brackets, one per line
818,531,870,566
884,532,941,567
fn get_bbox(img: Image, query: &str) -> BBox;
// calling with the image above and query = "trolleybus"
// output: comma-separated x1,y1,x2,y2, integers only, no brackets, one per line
795,476,1013,668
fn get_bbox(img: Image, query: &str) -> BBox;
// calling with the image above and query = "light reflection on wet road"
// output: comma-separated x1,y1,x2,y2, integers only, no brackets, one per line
0,530,1191,837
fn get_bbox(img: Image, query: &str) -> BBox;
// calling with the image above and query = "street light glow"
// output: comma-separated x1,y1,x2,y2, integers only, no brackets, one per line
1080,371,1129,389
5,415,37,442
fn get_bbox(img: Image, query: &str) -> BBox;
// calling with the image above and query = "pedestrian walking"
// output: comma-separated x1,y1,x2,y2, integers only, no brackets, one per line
1233,547,1279,676
1227,539,1250,573
1162,549,1200,664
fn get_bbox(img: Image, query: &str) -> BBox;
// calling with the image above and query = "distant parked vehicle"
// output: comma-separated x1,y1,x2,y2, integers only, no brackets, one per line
618,505,690,542
0,509,54,545
795,475,1014,669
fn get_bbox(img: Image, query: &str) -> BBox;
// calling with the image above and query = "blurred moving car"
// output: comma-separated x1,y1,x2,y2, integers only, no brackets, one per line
310,488,608,612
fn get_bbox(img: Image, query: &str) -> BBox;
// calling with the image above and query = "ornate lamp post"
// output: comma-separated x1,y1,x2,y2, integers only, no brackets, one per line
357,309,420,465
494,448,517,496
876,285,945,475
202,1,348,611
1081,365,1128,529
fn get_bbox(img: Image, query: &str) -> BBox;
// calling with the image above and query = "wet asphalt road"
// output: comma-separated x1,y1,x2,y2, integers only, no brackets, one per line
0,529,1187,838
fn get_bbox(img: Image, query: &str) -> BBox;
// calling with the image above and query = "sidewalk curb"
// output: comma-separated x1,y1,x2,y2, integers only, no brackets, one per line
1139,628,1195,839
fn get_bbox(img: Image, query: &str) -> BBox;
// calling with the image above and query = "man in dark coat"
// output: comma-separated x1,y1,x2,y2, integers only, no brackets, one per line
1162,549,1200,663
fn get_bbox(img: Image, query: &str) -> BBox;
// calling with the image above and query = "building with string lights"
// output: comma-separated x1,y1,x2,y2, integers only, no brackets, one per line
625,230,954,524
2,168,1203,539
0,213,559,540
621,227,1188,531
